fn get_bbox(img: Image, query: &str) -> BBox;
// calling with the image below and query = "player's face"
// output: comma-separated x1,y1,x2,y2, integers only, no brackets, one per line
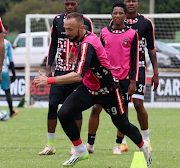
64,0,79,14
64,18,80,42
124,0,139,14
112,7,126,25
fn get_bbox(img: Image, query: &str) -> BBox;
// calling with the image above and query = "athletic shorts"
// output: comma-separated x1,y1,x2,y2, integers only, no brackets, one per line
73,84,126,115
119,79,130,107
0,72,10,91
132,68,146,100
49,70,82,104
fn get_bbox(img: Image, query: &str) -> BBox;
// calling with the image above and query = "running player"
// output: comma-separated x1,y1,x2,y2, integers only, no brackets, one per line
33,12,152,167
1,25,18,117
38,0,93,155
0,17,5,84
85,1,139,154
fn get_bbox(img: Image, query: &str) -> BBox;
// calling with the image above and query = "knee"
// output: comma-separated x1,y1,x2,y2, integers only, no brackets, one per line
91,104,102,117
57,106,69,122
48,103,58,120
133,99,143,112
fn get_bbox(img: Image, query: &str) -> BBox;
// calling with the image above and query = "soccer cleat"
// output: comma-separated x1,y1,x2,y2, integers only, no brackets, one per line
113,144,121,155
62,149,89,167
70,146,75,155
10,110,18,117
144,140,152,167
85,143,94,153
38,145,56,155
120,143,128,152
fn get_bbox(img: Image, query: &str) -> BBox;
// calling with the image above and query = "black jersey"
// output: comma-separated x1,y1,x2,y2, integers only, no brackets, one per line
125,13,155,68
47,13,93,72
0,17,4,33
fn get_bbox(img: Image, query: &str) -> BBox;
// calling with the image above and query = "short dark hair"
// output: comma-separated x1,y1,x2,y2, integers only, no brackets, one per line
112,1,127,14
64,0,78,3
66,12,84,25
3,25,8,31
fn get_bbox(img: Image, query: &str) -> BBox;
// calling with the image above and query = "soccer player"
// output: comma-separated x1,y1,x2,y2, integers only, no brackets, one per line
85,1,139,155
0,17,5,84
1,25,18,117
34,12,152,167
38,0,93,155
117,0,159,152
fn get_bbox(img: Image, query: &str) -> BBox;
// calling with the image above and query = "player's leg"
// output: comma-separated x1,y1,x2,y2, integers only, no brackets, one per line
102,88,152,166
58,84,94,166
64,82,83,154
113,79,130,154
38,83,64,155
85,104,102,153
132,68,152,152
2,72,18,117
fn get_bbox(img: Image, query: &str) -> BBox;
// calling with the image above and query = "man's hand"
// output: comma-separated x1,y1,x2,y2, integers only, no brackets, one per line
128,80,136,96
151,73,159,91
33,71,48,87
11,75,16,83
68,51,75,63
46,65,52,77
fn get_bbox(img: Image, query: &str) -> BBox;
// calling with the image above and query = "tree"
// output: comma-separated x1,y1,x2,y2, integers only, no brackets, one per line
155,0,180,13
2,0,64,33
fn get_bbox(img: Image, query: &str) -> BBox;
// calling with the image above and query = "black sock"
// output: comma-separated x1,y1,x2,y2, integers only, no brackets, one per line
88,133,96,145
5,89,13,115
116,136,123,144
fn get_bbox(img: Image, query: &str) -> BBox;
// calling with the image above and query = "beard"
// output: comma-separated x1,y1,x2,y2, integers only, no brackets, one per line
68,30,80,42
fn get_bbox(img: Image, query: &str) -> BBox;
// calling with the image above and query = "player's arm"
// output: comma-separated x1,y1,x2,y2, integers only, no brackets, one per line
7,41,16,83
0,18,5,83
145,18,159,91
46,17,58,77
0,32,4,69
128,32,139,96
34,43,93,87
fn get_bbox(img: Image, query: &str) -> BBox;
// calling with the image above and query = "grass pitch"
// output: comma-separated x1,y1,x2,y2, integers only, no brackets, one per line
0,107,180,168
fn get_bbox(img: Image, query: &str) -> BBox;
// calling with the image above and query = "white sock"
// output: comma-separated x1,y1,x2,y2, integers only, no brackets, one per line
74,143,86,153
141,129,150,142
139,141,147,153
47,133,55,139
122,136,127,145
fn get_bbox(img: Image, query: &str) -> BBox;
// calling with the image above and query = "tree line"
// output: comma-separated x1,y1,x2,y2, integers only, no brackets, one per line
1,0,180,33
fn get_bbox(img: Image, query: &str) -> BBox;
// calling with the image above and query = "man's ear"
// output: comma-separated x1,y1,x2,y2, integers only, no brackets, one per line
80,25,84,30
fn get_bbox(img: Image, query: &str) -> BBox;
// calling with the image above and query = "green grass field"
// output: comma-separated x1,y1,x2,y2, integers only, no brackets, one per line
0,107,180,168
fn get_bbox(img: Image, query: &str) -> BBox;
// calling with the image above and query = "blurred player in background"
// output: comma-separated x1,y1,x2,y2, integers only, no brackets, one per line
1,25,18,117
85,1,139,154
0,17,5,84
38,0,93,155
33,12,152,167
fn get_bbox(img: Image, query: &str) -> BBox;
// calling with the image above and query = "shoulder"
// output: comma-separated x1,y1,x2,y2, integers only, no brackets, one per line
82,15,92,24
101,27,109,34
140,13,153,25
54,13,63,20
